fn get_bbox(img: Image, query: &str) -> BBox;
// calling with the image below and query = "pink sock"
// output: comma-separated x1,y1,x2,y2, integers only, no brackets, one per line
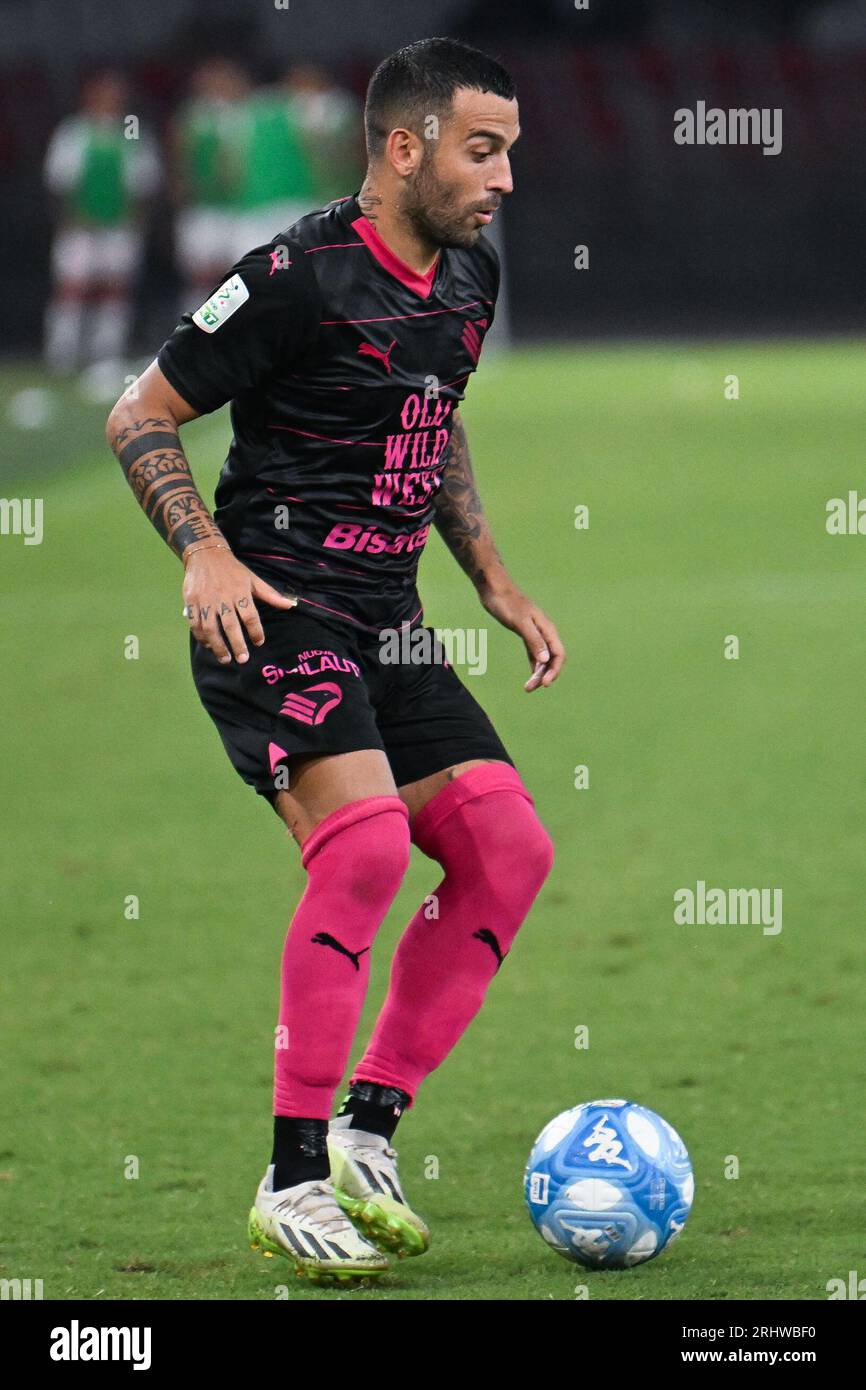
274,796,410,1119
352,764,554,1105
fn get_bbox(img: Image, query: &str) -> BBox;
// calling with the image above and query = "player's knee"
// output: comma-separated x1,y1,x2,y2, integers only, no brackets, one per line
417,774,555,896
462,796,554,898
350,816,412,901
304,798,411,907
510,809,555,895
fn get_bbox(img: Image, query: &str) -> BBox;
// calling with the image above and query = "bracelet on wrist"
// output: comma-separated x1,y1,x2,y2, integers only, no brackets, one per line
182,540,230,566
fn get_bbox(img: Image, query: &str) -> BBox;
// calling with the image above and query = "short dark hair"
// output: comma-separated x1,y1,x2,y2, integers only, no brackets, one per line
364,37,516,161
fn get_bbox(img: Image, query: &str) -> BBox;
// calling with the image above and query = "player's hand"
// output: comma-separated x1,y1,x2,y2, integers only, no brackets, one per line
479,582,566,691
182,548,297,665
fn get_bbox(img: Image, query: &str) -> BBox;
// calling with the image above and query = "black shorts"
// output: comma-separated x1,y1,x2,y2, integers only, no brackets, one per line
190,608,514,808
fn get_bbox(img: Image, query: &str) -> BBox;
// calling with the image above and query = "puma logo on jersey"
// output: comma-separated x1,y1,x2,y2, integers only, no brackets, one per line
358,338,397,373
311,932,370,971
461,317,488,364
473,926,506,970
268,246,292,275
279,682,343,725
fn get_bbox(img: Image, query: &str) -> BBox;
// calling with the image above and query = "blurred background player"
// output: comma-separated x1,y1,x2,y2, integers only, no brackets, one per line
43,70,160,371
171,58,250,313
282,62,366,207
227,75,316,254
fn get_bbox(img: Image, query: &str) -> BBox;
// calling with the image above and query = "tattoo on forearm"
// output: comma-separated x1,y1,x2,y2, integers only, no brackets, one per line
433,414,503,589
109,415,223,558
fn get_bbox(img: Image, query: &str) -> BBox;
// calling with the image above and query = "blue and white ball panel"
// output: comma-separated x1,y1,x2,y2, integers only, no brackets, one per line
524,1100,693,1269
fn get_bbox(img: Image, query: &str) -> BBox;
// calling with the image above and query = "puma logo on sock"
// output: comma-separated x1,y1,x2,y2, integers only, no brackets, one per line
473,927,507,970
311,932,370,971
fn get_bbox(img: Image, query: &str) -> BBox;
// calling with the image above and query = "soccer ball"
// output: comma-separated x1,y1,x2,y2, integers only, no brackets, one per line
524,1099,693,1269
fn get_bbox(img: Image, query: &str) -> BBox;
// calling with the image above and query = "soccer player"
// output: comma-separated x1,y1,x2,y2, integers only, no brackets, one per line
282,63,366,208
44,70,160,371
172,59,251,313
107,37,564,1284
228,81,316,255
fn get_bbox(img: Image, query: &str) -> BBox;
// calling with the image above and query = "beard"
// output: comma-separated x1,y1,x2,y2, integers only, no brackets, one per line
401,149,489,250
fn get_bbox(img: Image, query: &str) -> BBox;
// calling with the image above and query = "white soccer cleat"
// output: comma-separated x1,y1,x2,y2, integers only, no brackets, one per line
248,1165,389,1284
327,1118,431,1258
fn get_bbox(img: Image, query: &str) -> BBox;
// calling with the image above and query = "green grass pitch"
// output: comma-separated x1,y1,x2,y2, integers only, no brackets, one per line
1,342,864,1300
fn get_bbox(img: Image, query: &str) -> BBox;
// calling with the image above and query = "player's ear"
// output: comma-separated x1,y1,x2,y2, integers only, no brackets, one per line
385,126,422,178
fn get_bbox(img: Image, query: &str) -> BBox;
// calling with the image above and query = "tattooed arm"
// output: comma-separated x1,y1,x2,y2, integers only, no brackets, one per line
106,360,297,664
107,373,220,556
433,410,566,690
433,409,508,593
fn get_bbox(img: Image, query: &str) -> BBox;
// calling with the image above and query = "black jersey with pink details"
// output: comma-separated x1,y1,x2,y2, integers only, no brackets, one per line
157,191,499,633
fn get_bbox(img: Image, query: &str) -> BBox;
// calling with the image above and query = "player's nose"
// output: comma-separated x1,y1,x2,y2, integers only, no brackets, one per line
488,157,513,196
